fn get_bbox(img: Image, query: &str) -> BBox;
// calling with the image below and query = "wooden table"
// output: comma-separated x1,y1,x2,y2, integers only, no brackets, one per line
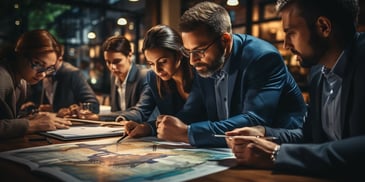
0,134,335,182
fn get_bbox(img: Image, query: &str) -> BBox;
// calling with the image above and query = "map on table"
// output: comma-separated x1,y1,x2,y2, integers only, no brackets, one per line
0,137,236,182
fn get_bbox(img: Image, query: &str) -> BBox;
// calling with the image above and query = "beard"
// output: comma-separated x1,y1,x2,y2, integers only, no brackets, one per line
299,29,329,68
194,53,225,78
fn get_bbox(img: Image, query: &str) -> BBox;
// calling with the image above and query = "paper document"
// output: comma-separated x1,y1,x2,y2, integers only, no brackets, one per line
40,126,124,141
0,137,236,182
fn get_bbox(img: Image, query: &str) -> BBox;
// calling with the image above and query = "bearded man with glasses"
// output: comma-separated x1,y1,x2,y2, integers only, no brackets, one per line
154,1,307,148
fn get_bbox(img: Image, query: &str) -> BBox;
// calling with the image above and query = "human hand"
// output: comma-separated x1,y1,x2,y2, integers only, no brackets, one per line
18,102,38,118
124,121,151,138
38,104,53,112
27,112,72,134
49,113,72,128
225,126,266,148
156,115,189,143
20,101,36,111
228,135,278,169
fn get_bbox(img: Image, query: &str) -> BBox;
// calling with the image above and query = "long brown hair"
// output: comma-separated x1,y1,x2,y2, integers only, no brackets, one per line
15,29,64,59
142,24,193,98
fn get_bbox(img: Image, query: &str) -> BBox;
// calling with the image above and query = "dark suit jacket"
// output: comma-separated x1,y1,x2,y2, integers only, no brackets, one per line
0,64,29,139
110,63,149,114
28,62,100,113
265,32,365,177
176,34,307,147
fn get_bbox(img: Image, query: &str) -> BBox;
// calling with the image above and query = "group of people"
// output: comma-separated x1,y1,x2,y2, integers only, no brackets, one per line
0,0,363,179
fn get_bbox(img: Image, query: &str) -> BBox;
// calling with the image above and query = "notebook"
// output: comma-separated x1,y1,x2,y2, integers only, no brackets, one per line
40,126,124,141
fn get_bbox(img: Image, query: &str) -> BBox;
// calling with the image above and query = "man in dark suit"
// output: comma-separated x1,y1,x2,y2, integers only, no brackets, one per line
226,0,365,179
28,59,100,114
102,35,150,121
154,1,307,147
109,63,148,114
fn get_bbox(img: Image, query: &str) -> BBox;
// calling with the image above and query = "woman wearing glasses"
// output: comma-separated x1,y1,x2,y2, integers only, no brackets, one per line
27,42,100,115
0,29,72,139
115,24,199,138
101,35,150,120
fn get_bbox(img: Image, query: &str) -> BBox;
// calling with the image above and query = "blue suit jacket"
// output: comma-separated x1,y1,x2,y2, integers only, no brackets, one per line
265,32,365,177
176,34,307,147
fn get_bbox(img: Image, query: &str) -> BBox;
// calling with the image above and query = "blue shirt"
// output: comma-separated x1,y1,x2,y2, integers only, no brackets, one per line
213,69,229,120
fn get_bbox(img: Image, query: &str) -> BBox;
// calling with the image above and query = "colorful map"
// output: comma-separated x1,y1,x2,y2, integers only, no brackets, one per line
0,137,235,182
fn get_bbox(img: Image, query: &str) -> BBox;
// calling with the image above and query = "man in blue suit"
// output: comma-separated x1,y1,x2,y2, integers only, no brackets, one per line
155,1,307,147
226,0,365,179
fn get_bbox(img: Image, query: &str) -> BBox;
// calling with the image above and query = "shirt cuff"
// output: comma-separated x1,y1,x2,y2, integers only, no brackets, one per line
187,125,196,146
115,115,126,122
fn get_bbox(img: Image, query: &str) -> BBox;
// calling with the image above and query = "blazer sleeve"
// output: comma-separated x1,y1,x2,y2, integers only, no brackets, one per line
0,118,29,139
0,91,29,139
274,135,365,178
119,84,157,123
71,70,100,113
264,127,304,144
189,52,301,147
0,68,29,139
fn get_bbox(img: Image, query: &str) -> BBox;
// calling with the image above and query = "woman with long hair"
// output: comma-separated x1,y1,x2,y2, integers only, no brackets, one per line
116,24,195,137
0,29,71,139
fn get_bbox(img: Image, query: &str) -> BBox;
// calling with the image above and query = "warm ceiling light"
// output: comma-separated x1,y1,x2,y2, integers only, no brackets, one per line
117,18,127,25
87,32,96,39
15,20,21,26
129,0,139,2
227,0,239,6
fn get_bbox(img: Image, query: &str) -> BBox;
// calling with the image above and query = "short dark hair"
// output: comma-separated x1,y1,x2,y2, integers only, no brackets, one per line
179,1,232,36
102,35,132,56
276,0,359,44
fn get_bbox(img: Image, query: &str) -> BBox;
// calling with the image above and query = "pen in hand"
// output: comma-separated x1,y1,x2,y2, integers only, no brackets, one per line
213,134,278,141
116,132,129,144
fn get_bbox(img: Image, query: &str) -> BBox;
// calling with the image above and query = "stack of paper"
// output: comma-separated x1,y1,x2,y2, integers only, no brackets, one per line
40,126,124,141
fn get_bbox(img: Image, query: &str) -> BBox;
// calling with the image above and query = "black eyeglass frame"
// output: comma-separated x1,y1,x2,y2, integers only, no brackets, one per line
29,58,58,75
180,35,222,58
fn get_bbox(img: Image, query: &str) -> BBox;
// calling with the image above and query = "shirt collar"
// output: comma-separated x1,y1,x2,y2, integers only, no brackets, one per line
321,50,346,78
210,57,231,79
114,64,132,86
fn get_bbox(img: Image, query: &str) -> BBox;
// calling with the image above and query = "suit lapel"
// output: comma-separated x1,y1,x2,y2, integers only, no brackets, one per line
124,64,137,107
226,35,248,114
110,76,118,110
340,60,353,137
309,68,326,141
314,73,323,125
340,34,359,137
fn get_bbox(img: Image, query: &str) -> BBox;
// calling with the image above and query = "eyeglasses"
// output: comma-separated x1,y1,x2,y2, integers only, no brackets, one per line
180,35,221,58
29,58,57,75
